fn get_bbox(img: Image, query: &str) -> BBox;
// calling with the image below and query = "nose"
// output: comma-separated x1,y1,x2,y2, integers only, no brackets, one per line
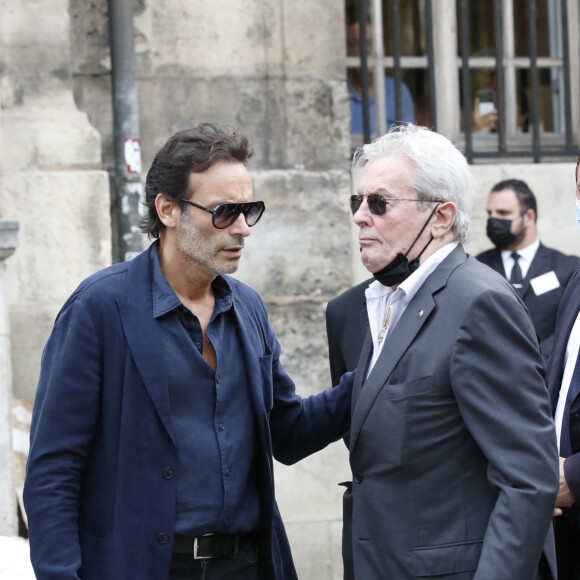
353,197,372,227
230,212,252,237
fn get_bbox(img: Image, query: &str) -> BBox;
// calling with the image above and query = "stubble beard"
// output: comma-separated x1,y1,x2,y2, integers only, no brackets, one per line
177,211,242,276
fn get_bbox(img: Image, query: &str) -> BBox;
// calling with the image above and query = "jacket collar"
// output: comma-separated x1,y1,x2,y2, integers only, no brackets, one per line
350,245,467,452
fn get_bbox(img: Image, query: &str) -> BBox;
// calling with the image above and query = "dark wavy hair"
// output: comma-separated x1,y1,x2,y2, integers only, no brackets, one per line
140,122,253,238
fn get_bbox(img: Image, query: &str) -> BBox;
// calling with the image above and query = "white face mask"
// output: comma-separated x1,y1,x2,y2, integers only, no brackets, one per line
576,199,580,230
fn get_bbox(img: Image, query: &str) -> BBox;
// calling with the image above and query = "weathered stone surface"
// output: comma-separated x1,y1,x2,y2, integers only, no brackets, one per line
2,171,111,398
236,169,353,298
1,110,102,171
69,0,350,170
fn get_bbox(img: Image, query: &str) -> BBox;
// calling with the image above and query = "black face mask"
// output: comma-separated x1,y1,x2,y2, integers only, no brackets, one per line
486,217,517,248
373,204,440,287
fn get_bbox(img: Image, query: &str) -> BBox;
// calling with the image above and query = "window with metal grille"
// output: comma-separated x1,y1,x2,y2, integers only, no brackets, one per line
346,0,579,163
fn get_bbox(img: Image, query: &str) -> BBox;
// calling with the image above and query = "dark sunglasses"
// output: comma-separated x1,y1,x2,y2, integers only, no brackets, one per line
350,194,438,216
178,197,265,229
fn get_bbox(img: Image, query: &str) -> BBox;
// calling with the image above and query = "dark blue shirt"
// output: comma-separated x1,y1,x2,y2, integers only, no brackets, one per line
150,245,260,537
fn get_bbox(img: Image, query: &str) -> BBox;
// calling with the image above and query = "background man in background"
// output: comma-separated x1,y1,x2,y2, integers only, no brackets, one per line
477,178,580,358
347,22,416,136
547,156,580,580
326,277,371,386
23,123,354,580
344,125,558,580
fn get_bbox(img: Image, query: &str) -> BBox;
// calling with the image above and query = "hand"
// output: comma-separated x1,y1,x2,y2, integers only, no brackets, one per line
554,456,575,516
472,98,498,133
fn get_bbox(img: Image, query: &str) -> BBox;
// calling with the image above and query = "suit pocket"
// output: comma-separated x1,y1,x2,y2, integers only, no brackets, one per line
412,540,482,577
258,354,274,411
359,376,434,470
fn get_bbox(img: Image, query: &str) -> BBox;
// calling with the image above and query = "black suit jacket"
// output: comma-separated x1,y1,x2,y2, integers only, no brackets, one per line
326,278,373,386
476,243,580,357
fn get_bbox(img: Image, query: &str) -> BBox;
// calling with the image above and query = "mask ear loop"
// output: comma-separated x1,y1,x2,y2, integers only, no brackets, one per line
404,202,441,260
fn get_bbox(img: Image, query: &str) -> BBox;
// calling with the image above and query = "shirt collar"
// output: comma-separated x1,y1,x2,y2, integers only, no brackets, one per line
365,241,459,305
500,237,539,265
150,241,234,319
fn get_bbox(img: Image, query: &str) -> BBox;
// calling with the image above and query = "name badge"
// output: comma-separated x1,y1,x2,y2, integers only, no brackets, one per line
530,271,560,296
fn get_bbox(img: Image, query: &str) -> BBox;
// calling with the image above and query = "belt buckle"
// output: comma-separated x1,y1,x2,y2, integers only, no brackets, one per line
193,533,214,560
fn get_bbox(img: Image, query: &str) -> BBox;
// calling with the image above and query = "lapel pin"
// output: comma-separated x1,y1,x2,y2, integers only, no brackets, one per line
419,309,424,317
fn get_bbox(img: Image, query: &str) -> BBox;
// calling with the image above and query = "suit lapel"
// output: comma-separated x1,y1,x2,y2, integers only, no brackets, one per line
349,245,466,452
548,276,580,410
520,243,548,299
487,249,506,277
349,289,436,451
118,246,175,443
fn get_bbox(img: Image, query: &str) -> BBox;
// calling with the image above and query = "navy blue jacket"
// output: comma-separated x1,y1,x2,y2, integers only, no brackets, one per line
24,242,353,580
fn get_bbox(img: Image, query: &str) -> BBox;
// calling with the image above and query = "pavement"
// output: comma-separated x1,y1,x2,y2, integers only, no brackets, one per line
0,536,34,579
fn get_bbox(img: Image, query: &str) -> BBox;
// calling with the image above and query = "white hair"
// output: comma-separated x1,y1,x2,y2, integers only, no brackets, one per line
352,124,475,244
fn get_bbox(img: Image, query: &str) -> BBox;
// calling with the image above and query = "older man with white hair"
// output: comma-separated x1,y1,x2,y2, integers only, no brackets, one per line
342,125,559,580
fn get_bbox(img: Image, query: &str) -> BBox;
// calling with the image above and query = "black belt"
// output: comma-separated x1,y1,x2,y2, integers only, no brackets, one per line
172,533,257,560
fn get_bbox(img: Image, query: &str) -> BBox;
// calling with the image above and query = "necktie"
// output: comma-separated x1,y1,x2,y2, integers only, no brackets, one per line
560,348,580,457
510,252,523,290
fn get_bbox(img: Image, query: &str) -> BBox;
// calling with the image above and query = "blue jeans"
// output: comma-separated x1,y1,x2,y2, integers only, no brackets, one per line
168,538,259,580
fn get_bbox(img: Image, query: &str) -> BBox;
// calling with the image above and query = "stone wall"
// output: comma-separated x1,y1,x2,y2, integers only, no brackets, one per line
0,0,112,403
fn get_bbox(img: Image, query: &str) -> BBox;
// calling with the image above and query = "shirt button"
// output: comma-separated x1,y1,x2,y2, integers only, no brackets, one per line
216,376,221,384
354,472,363,484
157,532,169,544
219,424,225,431
162,468,174,480
225,468,231,477
195,342,202,349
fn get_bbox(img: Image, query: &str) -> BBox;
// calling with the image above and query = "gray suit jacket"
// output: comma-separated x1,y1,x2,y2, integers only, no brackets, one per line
347,245,558,580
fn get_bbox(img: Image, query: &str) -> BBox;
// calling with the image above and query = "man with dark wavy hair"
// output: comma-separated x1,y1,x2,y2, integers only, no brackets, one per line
24,122,353,580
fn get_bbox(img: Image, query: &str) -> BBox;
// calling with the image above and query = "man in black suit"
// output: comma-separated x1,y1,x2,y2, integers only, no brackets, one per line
547,156,580,580
326,279,371,385
477,178,580,357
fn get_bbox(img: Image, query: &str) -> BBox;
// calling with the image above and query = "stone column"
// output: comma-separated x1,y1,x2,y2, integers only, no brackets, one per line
0,220,19,535
433,0,461,139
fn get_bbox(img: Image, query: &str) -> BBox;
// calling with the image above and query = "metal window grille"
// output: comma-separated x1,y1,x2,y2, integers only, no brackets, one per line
348,0,578,163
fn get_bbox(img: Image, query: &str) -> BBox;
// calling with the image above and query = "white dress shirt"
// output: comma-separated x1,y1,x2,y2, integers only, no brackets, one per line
365,241,458,375
554,310,580,451
500,237,539,280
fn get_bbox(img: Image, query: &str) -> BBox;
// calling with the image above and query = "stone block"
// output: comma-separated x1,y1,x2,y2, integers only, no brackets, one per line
0,109,102,172
235,169,353,298
283,0,347,77
2,170,111,306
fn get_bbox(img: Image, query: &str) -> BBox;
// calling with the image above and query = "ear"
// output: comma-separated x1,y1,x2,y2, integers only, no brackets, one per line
523,208,536,225
155,194,180,229
431,201,457,239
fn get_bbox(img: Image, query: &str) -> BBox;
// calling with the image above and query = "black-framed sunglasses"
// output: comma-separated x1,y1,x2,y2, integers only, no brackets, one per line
178,197,265,229
350,194,439,216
